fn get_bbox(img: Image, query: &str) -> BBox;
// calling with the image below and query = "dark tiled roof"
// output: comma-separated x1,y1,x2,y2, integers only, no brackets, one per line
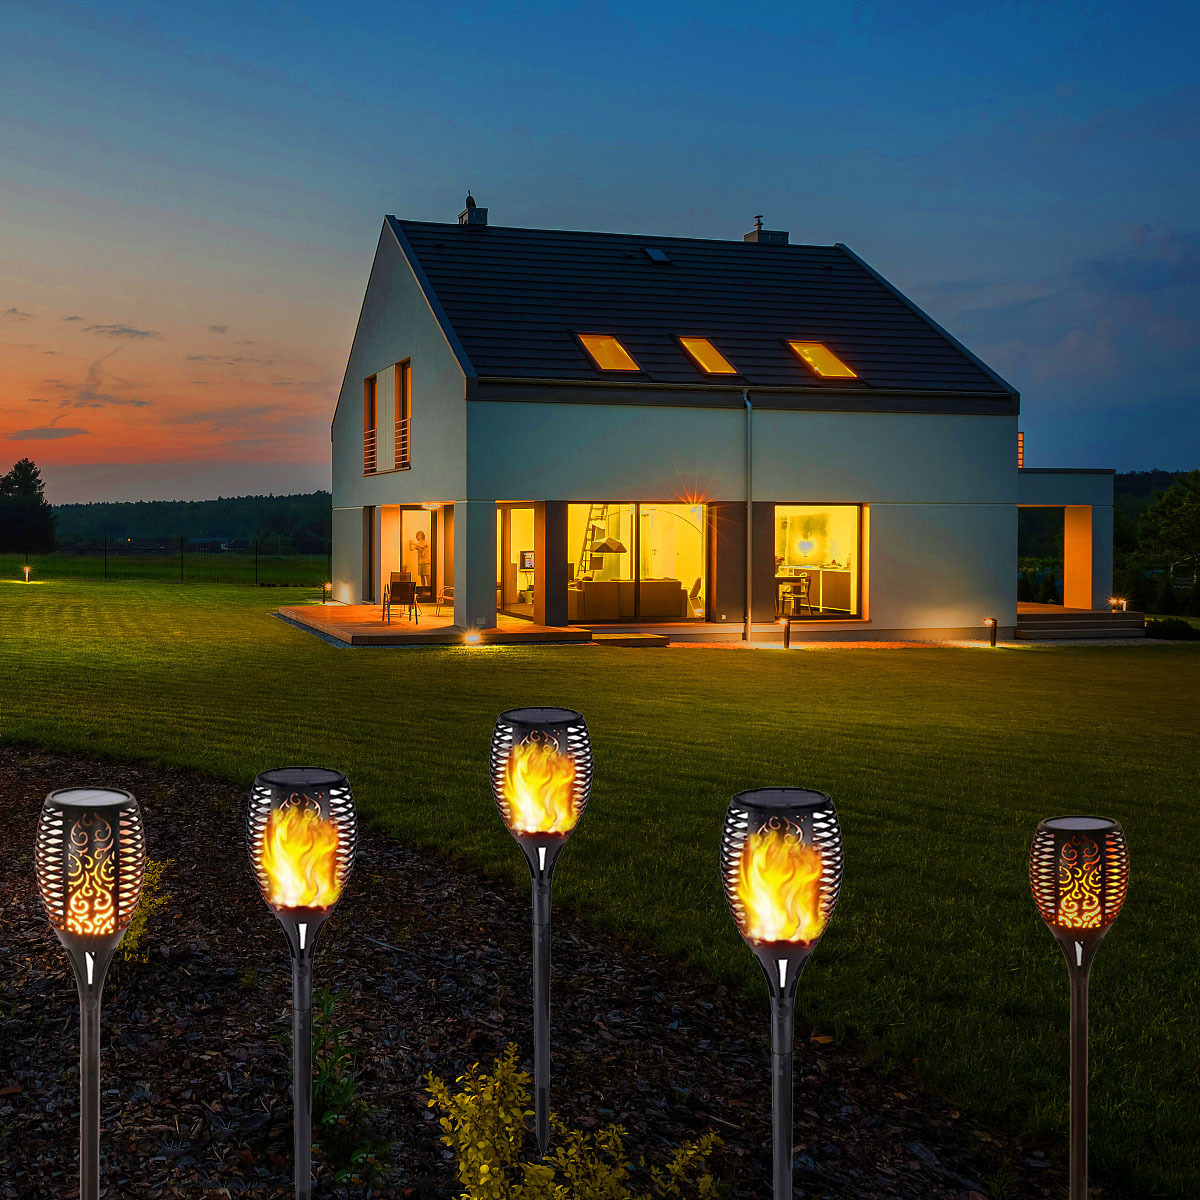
389,218,1013,396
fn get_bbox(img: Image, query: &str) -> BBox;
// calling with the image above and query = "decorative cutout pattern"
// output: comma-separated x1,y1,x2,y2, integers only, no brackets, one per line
490,716,592,837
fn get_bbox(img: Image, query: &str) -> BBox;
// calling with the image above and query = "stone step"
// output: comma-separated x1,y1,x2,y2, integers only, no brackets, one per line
1016,627,1146,640
591,632,670,647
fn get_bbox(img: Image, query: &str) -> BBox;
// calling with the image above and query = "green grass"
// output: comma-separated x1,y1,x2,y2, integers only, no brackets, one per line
3,580,1197,1197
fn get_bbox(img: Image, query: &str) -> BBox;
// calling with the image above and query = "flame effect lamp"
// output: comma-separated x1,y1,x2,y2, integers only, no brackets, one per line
35,788,146,1200
722,789,843,1200
1029,816,1129,1200
247,768,357,1200
491,707,592,1155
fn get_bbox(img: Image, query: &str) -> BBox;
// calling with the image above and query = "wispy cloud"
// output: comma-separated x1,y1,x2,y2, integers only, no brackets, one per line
3,307,32,319
85,322,162,339
48,348,153,409
62,314,83,322
208,324,228,334
166,404,284,432
1074,226,1200,296
185,353,268,365
9,426,89,440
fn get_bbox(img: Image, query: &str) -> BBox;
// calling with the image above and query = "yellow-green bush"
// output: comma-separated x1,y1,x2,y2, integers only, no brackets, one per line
121,858,173,961
426,1045,720,1199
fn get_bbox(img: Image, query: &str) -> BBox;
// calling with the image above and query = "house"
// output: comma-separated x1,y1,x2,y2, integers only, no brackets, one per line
329,199,1115,641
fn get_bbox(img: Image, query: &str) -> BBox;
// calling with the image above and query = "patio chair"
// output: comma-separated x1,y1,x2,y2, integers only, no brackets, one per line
782,573,813,617
435,584,454,616
383,573,420,624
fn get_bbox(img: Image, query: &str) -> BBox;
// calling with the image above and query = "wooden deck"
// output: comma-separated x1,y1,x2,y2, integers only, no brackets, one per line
277,604,592,647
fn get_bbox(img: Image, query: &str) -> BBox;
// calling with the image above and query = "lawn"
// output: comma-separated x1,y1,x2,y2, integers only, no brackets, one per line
4,580,1198,1197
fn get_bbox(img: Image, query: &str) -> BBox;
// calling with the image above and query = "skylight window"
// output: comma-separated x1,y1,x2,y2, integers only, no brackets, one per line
643,247,671,263
787,341,858,379
679,337,737,375
578,334,640,371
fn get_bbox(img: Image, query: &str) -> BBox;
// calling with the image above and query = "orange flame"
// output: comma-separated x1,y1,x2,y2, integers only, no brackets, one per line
261,805,342,909
736,828,826,944
66,820,116,936
502,740,578,834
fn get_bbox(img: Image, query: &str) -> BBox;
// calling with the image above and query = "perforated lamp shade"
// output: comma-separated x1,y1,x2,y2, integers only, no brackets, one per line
36,788,145,947
1030,816,1129,937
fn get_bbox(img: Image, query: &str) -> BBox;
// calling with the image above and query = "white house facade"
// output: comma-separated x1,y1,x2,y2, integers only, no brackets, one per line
329,202,1114,641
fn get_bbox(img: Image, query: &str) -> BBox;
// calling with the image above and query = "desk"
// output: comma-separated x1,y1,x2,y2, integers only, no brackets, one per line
776,568,853,616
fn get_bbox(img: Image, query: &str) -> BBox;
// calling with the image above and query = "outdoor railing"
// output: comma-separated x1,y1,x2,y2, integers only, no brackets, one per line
364,428,377,474
395,416,411,469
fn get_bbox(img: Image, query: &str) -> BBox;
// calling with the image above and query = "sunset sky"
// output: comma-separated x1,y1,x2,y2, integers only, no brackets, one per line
2,1,1197,503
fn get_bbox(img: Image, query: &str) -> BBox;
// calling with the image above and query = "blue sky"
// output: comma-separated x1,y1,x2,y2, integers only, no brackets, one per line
2,0,1197,500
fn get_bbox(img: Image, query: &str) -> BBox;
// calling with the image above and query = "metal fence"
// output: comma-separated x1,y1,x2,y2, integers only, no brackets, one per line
2,535,331,587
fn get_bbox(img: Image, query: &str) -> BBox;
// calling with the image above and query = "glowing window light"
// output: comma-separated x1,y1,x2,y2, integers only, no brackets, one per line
787,341,858,379
679,337,737,374
578,334,640,372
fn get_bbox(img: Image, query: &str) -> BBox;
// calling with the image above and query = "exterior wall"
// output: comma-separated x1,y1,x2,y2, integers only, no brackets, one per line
330,225,468,603
466,399,1018,632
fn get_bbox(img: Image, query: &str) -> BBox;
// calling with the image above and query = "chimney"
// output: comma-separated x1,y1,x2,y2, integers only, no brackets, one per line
744,214,788,245
459,192,488,227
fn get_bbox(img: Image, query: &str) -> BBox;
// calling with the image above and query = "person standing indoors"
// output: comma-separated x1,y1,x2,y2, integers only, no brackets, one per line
410,529,431,596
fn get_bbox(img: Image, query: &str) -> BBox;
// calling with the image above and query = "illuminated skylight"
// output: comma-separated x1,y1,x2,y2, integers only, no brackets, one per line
578,334,640,371
679,337,737,375
787,341,857,379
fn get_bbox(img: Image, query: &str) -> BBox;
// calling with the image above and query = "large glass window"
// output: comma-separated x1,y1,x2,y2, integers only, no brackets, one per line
774,505,861,618
497,505,536,618
567,503,705,622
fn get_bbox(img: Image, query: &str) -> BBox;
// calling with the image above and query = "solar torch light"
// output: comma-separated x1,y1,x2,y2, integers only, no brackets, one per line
247,768,357,1200
23,563,32,583
34,788,146,1200
490,707,592,1155
722,789,843,1200
1029,816,1129,1200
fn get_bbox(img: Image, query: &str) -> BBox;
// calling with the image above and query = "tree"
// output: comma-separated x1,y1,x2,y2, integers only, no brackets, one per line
1140,470,1200,576
1154,571,1179,615
0,458,57,553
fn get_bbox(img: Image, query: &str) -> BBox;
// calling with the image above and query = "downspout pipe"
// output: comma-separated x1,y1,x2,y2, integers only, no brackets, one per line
744,389,752,643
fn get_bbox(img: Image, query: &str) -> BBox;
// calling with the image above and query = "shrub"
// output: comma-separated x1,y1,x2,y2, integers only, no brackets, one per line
120,858,173,962
1128,571,1154,613
1145,617,1200,640
1036,570,1060,604
1016,571,1036,602
277,988,390,1184
426,1045,720,1200
1154,572,1179,615
1189,577,1200,617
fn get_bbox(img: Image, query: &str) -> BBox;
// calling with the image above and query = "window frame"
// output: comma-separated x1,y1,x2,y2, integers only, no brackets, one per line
784,340,859,380
677,335,739,376
575,333,643,373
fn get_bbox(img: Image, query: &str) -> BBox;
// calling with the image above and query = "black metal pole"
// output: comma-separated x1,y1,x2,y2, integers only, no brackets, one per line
532,870,553,1156
1070,967,1089,1200
292,951,314,1200
78,988,101,1200
769,992,794,1200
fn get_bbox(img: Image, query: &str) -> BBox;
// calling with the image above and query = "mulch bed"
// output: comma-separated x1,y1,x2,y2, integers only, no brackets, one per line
0,746,1072,1199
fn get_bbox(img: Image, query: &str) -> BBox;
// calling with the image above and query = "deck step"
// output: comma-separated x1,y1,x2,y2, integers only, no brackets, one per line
591,632,670,647
1016,627,1145,640
1016,609,1145,640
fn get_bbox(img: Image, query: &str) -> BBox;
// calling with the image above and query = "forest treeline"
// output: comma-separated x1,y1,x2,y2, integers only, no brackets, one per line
52,492,333,543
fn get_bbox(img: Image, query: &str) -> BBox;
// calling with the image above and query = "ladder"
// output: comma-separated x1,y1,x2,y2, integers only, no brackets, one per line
576,503,610,580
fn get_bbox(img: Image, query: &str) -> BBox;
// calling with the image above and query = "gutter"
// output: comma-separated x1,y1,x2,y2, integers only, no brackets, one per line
745,389,753,644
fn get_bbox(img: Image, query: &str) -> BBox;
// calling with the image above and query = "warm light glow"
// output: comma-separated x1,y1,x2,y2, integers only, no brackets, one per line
787,341,858,379
578,334,640,371
260,805,342,909
422,502,440,510
66,819,116,936
502,740,579,835
679,337,737,374
736,827,826,944
464,631,482,645
1056,836,1103,930
23,565,31,582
